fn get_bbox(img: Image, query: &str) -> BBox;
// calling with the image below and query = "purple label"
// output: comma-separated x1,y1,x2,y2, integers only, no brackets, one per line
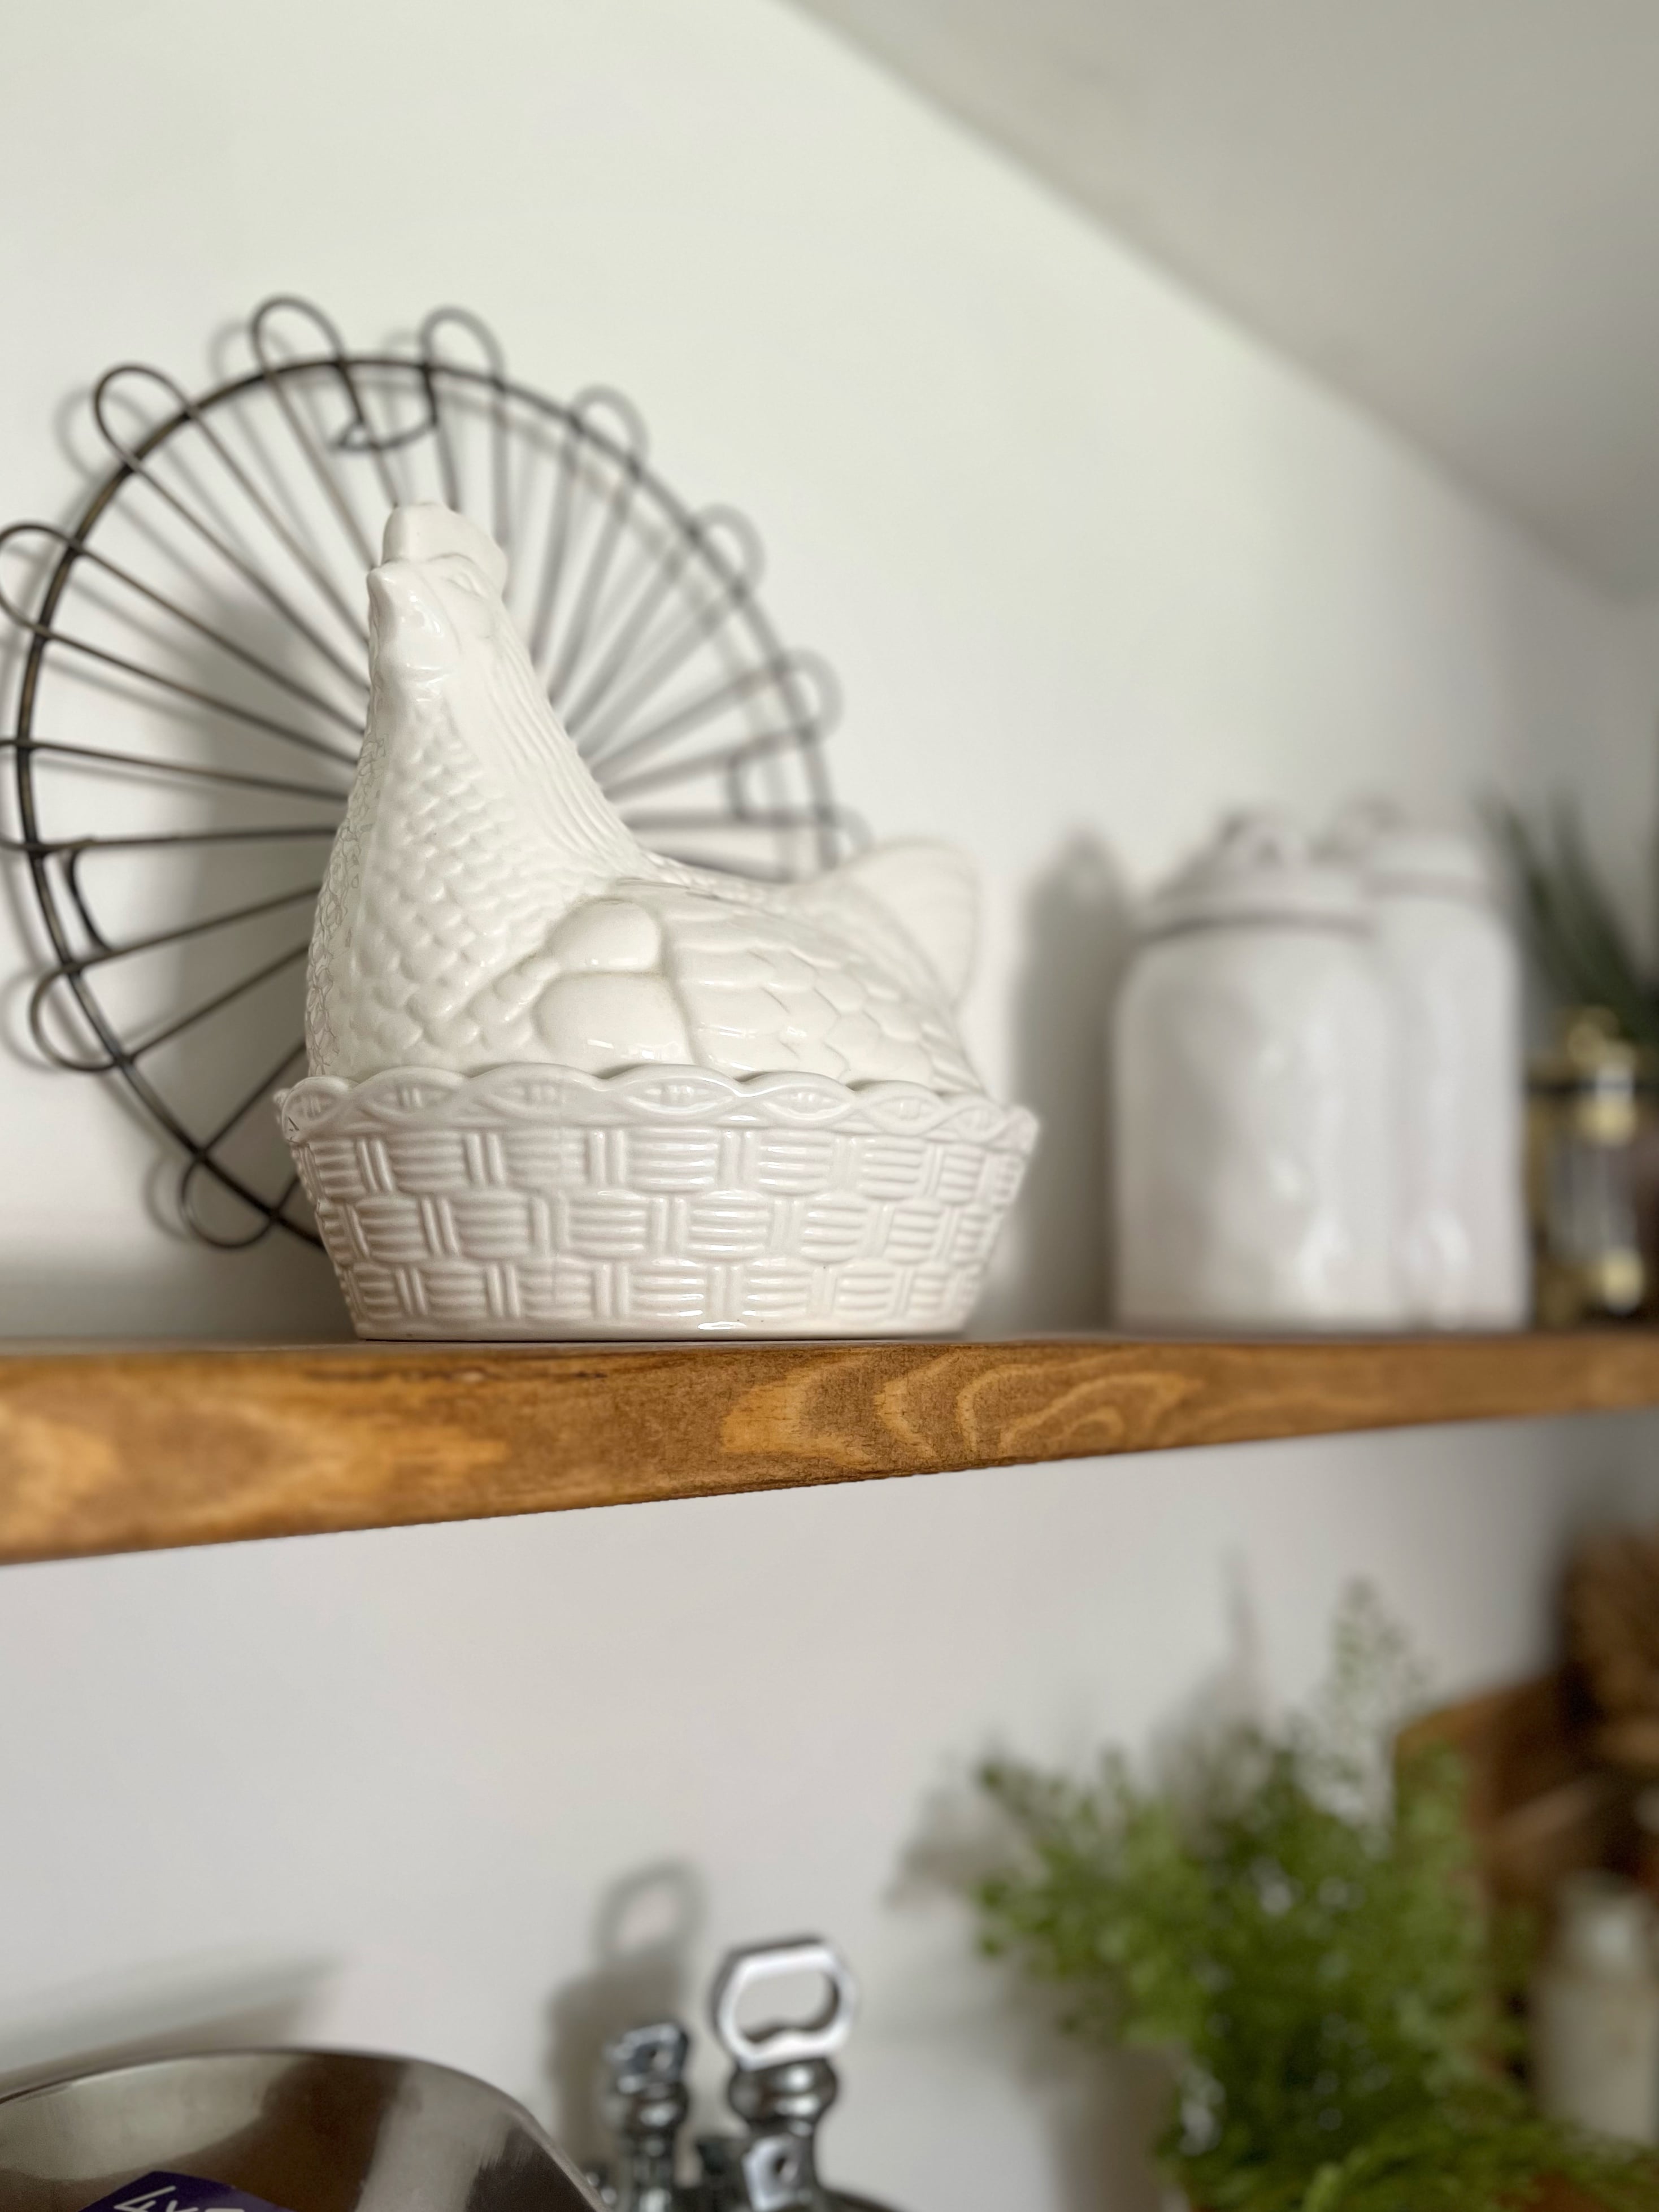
78,2177,296,2212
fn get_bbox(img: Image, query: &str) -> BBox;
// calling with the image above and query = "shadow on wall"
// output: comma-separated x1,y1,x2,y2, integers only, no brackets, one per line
0,1246,350,1341
1044,2043,1174,2212
895,1774,1169,2212
979,834,1136,1333
544,1860,706,2166
0,558,345,1258
0,1954,332,2097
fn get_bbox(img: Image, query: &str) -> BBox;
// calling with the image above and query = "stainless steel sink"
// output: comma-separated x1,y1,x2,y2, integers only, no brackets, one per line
0,2048,602,2211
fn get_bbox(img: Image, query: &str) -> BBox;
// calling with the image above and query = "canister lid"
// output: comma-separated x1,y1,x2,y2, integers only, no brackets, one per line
1143,812,1367,937
1322,800,1491,899
1530,1006,1646,1145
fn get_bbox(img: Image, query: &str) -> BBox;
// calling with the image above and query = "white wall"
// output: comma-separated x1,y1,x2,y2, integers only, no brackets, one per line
1,4,1658,2207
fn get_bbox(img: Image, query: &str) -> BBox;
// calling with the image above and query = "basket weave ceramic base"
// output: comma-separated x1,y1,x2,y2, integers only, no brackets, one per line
278,1064,1038,1340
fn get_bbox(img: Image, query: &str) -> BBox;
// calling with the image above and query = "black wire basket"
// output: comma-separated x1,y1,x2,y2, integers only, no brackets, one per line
0,298,853,1249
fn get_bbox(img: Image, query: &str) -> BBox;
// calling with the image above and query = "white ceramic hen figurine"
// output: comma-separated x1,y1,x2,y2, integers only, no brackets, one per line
307,506,982,1092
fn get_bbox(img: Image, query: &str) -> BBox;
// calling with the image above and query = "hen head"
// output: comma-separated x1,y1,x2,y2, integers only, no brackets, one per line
367,503,514,694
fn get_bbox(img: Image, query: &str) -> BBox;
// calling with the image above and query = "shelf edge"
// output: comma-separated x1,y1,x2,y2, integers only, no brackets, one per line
0,1332,1656,1566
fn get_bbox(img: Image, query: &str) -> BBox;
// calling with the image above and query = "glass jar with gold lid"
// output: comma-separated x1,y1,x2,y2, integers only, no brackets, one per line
1528,1008,1652,1324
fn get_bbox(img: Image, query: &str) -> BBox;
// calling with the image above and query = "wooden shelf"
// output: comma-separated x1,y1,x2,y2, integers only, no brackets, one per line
1,1330,1658,1568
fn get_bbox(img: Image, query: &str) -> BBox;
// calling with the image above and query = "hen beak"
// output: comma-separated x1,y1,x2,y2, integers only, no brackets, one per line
367,558,419,626
367,558,454,678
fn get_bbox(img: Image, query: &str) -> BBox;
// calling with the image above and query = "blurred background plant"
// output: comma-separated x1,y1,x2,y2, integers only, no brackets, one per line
1491,804,1659,1053
973,1589,1655,2212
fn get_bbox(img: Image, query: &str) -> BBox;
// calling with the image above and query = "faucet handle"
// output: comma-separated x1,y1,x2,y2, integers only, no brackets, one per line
597,2021,690,2212
709,1937,857,2072
603,2020,690,2097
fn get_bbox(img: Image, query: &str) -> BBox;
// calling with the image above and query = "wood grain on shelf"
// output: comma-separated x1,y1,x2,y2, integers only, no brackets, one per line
0,1330,1657,1567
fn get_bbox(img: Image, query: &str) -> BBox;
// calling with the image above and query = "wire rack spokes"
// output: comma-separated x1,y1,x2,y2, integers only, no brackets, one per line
0,297,853,1249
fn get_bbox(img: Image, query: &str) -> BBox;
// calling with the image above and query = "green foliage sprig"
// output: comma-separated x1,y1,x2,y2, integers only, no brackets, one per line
975,1592,1657,2212
1489,801,1659,1051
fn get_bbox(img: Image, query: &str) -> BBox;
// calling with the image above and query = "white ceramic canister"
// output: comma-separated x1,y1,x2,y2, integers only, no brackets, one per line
1112,814,1401,1329
1325,810,1527,1326
1532,1870,1659,2145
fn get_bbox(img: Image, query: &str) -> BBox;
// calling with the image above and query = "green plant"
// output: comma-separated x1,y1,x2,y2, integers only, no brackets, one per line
975,1590,1657,2211
1489,802,1659,1052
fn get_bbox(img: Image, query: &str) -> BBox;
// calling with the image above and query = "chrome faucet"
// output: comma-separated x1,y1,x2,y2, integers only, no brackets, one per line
591,1937,897,2212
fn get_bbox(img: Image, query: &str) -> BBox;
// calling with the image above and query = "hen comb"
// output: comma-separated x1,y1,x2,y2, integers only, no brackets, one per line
381,502,509,593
